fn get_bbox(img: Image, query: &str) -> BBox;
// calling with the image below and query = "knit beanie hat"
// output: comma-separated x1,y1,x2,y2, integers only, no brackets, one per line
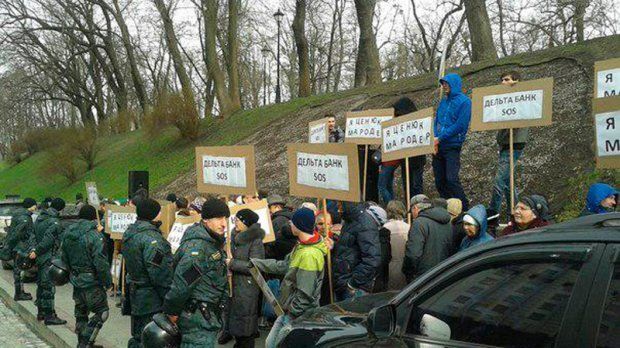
78,205,98,221
411,194,432,211
463,214,479,226
51,198,66,211
292,208,315,234
165,193,177,202
136,198,161,221
201,198,231,219
447,198,463,217
366,205,388,226
236,209,259,227
520,195,551,221
22,198,37,209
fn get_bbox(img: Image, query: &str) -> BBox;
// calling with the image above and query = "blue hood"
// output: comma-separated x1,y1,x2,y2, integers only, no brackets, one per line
464,204,488,239
435,73,471,147
586,183,618,214
440,73,463,98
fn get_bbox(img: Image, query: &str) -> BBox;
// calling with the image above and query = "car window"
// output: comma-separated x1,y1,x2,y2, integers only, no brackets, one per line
596,264,619,348
406,261,583,348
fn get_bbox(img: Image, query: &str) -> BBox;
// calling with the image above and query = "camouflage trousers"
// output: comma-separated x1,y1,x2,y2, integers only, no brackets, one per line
128,313,153,348
35,259,55,315
178,308,220,348
73,286,108,346
12,261,22,287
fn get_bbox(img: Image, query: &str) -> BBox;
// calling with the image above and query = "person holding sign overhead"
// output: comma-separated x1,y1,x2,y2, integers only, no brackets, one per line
433,73,471,209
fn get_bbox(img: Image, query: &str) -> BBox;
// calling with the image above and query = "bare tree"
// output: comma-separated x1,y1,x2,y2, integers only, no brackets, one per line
464,0,498,61
293,0,311,97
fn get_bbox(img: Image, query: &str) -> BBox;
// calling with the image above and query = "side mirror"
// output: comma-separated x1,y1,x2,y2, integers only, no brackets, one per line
419,314,451,340
367,304,395,339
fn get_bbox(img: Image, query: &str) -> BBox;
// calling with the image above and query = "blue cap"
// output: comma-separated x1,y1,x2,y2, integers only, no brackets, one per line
292,208,315,234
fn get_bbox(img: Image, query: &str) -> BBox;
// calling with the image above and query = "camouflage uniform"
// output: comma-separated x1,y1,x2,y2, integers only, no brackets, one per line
122,220,173,348
61,220,112,347
162,223,228,348
1,207,34,293
30,208,64,317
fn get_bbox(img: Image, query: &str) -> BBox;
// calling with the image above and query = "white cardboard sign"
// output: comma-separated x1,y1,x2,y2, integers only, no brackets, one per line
597,68,620,98
482,90,544,123
383,117,433,154
168,222,195,253
309,122,328,144
202,155,247,188
85,182,100,207
107,211,137,234
595,110,620,157
296,152,349,191
228,200,275,244
346,116,393,140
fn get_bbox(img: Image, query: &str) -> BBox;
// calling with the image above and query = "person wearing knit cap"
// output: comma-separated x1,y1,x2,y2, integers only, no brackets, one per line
447,198,466,255
251,208,328,348
165,192,177,203
501,195,552,236
122,198,173,348
265,194,296,261
411,194,432,219
459,204,494,251
30,197,66,325
0,197,37,301
162,198,230,347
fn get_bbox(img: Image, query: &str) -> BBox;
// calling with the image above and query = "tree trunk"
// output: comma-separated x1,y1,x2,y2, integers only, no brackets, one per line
227,0,242,110
574,0,588,42
353,0,382,87
153,0,196,102
293,0,311,97
464,0,498,61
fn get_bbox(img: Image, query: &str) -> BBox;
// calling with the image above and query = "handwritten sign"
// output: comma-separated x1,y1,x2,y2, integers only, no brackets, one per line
595,58,620,98
381,108,435,161
85,182,100,207
228,200,275,244
593,96,620,169
195,146,257,195
287,143,360,202
344,108,394,144
309,118,329,144
105,205,137,240
168,215,201,253
471,78,553,131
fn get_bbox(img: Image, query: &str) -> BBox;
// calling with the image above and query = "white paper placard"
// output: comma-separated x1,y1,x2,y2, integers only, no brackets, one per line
107,211,137,233
86,182,100,207
296,152,349,191
595,110,620,157
597,68,620,98
309,123,328,144
228,206,271,237
345,116,393,139
168,222,195,253
383,116,432,154
482,90,544,123
202,155,247,188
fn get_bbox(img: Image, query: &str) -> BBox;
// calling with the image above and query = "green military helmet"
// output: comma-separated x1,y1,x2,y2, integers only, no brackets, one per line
142,313,181,348
15,250,35,270
48,258,70,286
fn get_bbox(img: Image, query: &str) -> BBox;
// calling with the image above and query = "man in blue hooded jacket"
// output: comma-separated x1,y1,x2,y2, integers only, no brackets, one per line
581,183,617,216
433,73,471,209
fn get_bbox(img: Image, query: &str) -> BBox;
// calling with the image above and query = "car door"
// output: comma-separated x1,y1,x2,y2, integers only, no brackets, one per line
391,243,605,348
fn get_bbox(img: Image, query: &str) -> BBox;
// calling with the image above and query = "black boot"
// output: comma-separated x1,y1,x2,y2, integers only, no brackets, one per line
218,330,233,345
14,285,32,301
44,312,67,326
37,313,45,321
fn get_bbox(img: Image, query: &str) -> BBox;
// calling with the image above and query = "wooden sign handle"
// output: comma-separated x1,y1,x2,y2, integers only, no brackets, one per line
509,128,515,215
322,198,334,305
406,157,411,225
362,144,368,201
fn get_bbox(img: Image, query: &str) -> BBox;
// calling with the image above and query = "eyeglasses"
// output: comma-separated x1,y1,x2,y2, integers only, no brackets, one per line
501,77,512,82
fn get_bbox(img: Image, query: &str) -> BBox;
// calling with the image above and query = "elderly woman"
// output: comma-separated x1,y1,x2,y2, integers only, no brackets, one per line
459,205,494,251
501,195,552,236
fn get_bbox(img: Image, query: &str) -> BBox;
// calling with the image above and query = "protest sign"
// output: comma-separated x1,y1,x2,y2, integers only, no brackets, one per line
156,200,177,239
106,205,137,240
344,108,394,144
287,143,360,202
228,200,275,244
381,108,435,161
308,118,329,144
592,96,620,169
85,182,100,207
471,77,554,131
168,214,201,253
594,58,620,99
195,146,257,196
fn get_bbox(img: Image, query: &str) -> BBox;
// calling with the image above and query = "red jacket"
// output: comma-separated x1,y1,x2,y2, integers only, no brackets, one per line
501,217,550,236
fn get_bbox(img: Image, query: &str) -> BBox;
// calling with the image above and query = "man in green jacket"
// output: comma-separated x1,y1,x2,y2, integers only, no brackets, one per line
0,198,37,301
61,205,112,348
122,198,173,348
162,198,230,348
29,197,66,325
252,207,328,348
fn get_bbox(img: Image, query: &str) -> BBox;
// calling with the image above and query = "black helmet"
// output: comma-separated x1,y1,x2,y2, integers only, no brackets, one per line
48,258,70,286
371,149,382,165
142,313,181,348
15,251,35,270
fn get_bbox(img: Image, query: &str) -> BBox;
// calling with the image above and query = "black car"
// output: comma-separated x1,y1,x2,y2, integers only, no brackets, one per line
280,213,620,348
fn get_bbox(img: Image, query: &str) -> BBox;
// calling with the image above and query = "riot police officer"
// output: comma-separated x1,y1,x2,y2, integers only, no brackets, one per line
161,198,230,347
122,198,173,348
60,205,112,347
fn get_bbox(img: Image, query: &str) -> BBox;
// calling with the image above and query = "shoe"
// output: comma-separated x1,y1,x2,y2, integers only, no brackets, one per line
14,292,32,301
217,331,233,345
44,314,67,326
37,313,44,321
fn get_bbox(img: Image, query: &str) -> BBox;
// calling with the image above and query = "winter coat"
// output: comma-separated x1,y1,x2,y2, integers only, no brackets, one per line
228,223,265,338
384,219,409,290
459,205,495,251
60,219,112,289
333,202,382,293
501,216,550,236
402,207,453,281
265,209,297,261
30,208,63,265
581,183,618,215
252,236,328,319
122,220,173,316
329,127,345,143
435,73,471,148
373,226,392,293
0,207,33,260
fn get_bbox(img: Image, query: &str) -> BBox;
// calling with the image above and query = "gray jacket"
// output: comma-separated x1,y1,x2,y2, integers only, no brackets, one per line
497,128,529,149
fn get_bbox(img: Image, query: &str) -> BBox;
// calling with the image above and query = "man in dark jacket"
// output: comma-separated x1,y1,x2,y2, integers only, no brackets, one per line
162,198,230,348
29,197,66,325
333,202,381,301
61,205,112,347
402,195,452,283
1,198,37,301
265,195,296,260
433,73,471,209
122,198,173,348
